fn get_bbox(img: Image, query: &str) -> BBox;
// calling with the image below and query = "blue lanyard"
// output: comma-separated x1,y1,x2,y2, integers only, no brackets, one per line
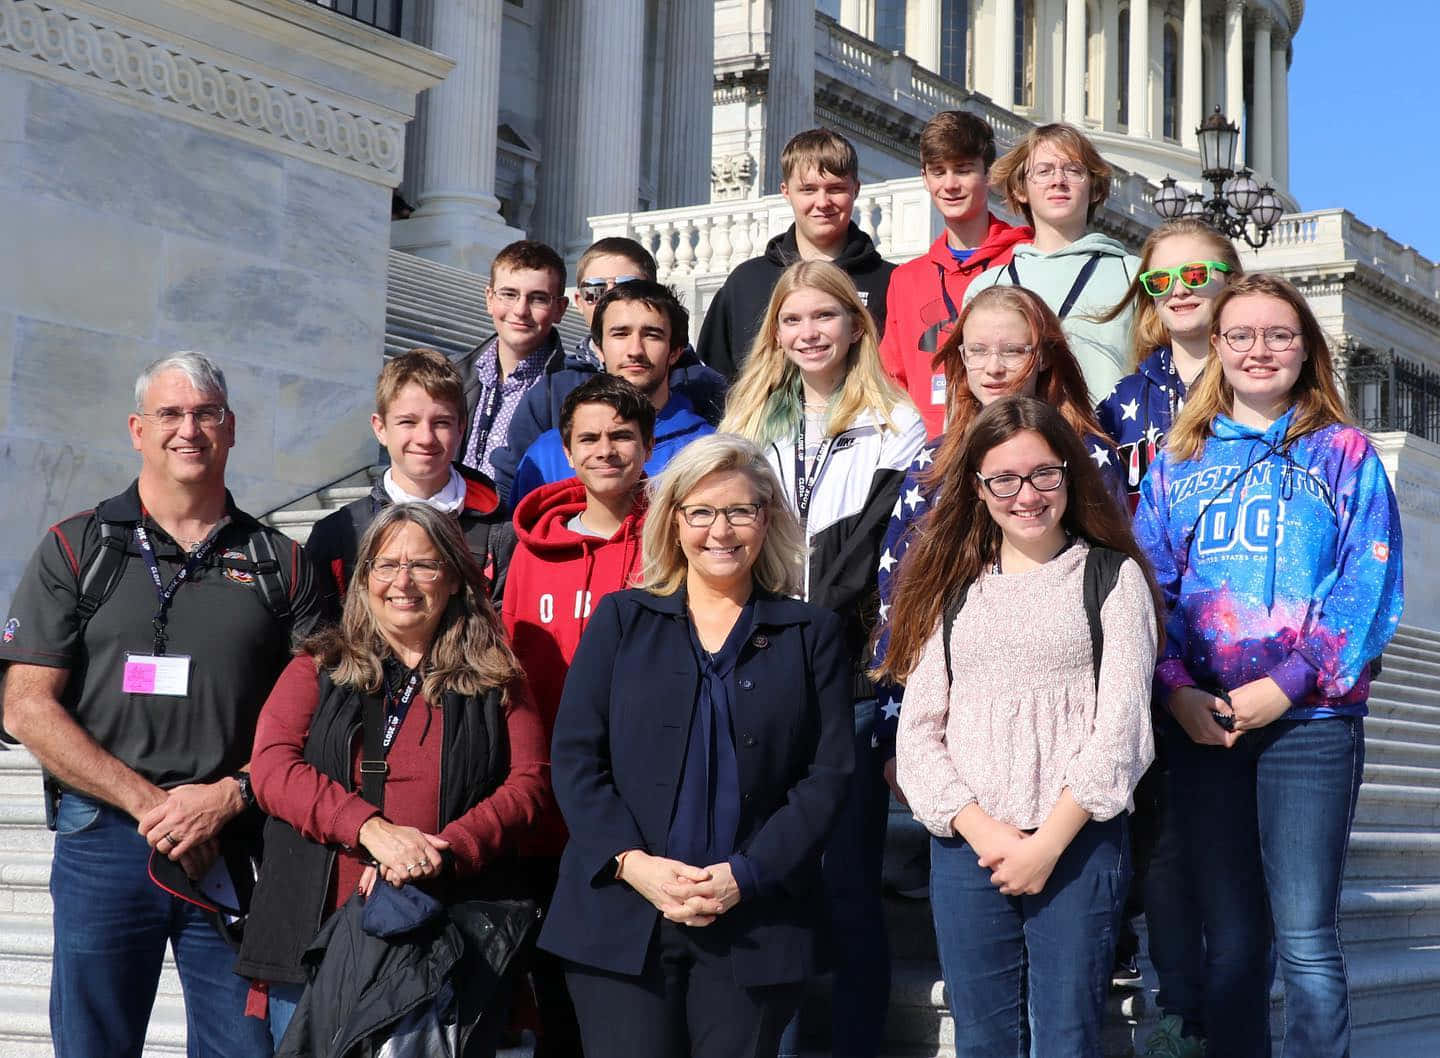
133,521,226,655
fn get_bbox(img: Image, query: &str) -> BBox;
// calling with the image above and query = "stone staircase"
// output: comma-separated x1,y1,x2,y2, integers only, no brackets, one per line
870,623,1440,1058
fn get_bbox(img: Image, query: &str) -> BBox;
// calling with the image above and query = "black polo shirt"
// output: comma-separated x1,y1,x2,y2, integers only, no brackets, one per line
0,480,322,789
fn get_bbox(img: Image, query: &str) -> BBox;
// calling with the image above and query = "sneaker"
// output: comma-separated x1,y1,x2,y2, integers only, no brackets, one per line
883,845,930,900
1111,954,1143,989
1143,1014,1205,1058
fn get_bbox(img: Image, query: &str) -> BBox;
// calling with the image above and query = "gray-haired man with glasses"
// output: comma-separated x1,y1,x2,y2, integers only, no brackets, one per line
0,351,321,1056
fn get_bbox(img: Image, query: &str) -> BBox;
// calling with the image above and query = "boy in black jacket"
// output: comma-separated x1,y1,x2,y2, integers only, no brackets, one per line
696,128,894,378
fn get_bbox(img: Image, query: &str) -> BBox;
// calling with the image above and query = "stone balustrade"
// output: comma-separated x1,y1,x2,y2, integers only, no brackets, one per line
1259,209,1440,301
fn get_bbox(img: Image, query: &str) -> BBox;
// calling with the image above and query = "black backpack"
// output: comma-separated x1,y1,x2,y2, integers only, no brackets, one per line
942,546,1129,689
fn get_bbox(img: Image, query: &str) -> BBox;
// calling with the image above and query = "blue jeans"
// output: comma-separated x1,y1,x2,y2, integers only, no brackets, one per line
49,794,273,1058
1168,715,1363,1058
776,698,890,1058
930,815,1129,1058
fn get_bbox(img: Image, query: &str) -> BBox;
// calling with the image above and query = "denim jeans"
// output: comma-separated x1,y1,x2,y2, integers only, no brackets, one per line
930,815,1129,1058
776,698,891,1058
1168,715,1364,1058
48,793,273,1058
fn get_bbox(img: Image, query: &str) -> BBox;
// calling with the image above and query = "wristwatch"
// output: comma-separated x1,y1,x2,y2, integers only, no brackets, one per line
232,771,257,811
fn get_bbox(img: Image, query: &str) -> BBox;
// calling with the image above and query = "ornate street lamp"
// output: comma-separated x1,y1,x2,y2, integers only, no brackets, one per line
1153,106,1284,249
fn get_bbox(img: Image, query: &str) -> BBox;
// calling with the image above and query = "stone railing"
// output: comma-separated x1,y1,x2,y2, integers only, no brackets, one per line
1260,209,1440,301
815,14,1031,146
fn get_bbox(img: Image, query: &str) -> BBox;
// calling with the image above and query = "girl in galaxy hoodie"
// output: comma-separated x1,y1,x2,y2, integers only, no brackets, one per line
1133,274,1403,1058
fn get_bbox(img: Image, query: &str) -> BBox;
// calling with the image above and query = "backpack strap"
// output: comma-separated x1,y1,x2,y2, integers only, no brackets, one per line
74,521,133,633
1081,547,1129,690
941,580,975,687
244,531,293,625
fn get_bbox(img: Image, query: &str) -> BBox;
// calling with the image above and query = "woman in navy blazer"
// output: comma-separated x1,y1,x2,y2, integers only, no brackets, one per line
538,433,855,1058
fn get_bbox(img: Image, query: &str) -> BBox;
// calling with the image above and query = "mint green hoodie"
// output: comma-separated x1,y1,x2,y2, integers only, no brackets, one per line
963,231,1139,403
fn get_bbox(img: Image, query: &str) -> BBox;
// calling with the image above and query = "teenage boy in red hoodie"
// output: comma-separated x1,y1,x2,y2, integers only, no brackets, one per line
499,373,655,1058
878,111,1032,436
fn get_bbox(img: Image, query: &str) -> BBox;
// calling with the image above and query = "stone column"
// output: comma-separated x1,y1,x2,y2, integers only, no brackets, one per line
905,0,941,72
658,0,715,208
392,0,521,272
993,0,1016,108
1101,0,1120,130
1272,35,1290,189
1126,0,1150,137
840,0,876,38
534,0,646,256
763,0,816,190
1063,0,1085,122
1251,12,1272,177
1181,0,1202,147
1225,0,1246,164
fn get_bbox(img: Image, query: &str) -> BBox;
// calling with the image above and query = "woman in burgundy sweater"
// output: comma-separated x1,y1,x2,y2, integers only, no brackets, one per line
237,502,548,1047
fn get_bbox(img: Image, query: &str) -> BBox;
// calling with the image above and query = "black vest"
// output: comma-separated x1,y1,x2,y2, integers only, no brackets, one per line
235,669,507,984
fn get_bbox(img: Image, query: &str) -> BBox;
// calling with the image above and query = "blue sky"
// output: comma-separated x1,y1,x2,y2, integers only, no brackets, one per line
1289,4,1437,258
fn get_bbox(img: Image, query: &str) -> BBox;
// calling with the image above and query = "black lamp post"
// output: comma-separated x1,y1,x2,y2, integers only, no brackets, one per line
1153,106,1284,248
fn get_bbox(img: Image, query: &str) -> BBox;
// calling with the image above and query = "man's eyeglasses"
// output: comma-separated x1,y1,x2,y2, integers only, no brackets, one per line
962,343,1034,368
577,275,642,304
490,288,558,311
977,463,1068,499
140,405,228,429
1138,260,1232,297
676,503,765,528
1219,326,1300,353
1026,163,1088,184
367,559,446,583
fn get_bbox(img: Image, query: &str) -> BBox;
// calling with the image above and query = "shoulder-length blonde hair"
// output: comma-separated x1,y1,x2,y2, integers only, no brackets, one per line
302,503,522,700
1096,218,1243,370
1167,273,1351,461
990,123,1112,226
639,433,805,597
721,260,910,444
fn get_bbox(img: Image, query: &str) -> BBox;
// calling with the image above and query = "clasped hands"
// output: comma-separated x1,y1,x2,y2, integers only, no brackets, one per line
1170,676,1291,748
136,777,246,880
357,816,450,895
959,813,1062,897
617,850,741,927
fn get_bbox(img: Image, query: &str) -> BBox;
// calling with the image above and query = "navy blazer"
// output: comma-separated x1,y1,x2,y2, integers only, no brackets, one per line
537,586,854,987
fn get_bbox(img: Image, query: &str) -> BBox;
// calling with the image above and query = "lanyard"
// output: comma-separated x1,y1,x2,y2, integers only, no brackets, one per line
466,369,504,466
793,414,837,519
381,668,423,754
133,522,227,655
1005,252,1103,319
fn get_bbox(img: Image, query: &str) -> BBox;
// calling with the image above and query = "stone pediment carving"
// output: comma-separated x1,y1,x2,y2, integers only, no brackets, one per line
0,0,405,180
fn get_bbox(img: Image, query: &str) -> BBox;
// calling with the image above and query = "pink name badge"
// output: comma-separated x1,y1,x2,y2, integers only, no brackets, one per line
122,654,191,697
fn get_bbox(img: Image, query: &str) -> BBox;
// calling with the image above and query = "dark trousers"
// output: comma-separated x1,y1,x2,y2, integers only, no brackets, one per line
777,697,891,1058
565,920,802,1058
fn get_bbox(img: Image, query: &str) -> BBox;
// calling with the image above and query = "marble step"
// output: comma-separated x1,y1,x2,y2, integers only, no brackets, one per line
0,982,186,1056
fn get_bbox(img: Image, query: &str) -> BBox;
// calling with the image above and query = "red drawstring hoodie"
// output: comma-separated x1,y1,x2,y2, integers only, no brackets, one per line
501,477,647,856
878,216,1032,436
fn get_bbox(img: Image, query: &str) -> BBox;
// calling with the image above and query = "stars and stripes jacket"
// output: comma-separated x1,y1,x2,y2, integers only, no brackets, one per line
1095,346,1188,511
871,433,1128,754
761,403,927,701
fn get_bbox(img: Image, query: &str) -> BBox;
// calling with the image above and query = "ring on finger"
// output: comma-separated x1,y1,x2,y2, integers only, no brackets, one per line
164,832,180,847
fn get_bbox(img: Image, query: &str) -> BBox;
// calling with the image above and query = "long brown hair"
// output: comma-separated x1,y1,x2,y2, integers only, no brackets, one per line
1096,218,1244,370
302,503,522,700
1167,273,1351,462
874,397,1164,683
925,285,1110,498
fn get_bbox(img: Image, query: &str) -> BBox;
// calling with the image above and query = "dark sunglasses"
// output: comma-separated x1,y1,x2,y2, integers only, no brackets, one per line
577,275,642,304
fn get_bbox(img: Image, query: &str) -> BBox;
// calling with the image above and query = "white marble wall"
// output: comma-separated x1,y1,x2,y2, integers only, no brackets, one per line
0,0,446,606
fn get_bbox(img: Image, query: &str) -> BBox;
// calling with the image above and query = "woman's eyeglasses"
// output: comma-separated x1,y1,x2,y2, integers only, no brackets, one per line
976,463,1068,499
1219,326,1300,353
367,559,445,583
676,503,765,528
1138,260,1232,297
961,343,1034,368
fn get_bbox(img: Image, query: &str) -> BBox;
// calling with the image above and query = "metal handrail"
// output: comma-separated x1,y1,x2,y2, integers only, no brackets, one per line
299,0,403,36
259,461,377,520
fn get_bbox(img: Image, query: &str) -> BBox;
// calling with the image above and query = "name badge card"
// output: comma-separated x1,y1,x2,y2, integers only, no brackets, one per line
122,653,191,697
931,372,947,405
